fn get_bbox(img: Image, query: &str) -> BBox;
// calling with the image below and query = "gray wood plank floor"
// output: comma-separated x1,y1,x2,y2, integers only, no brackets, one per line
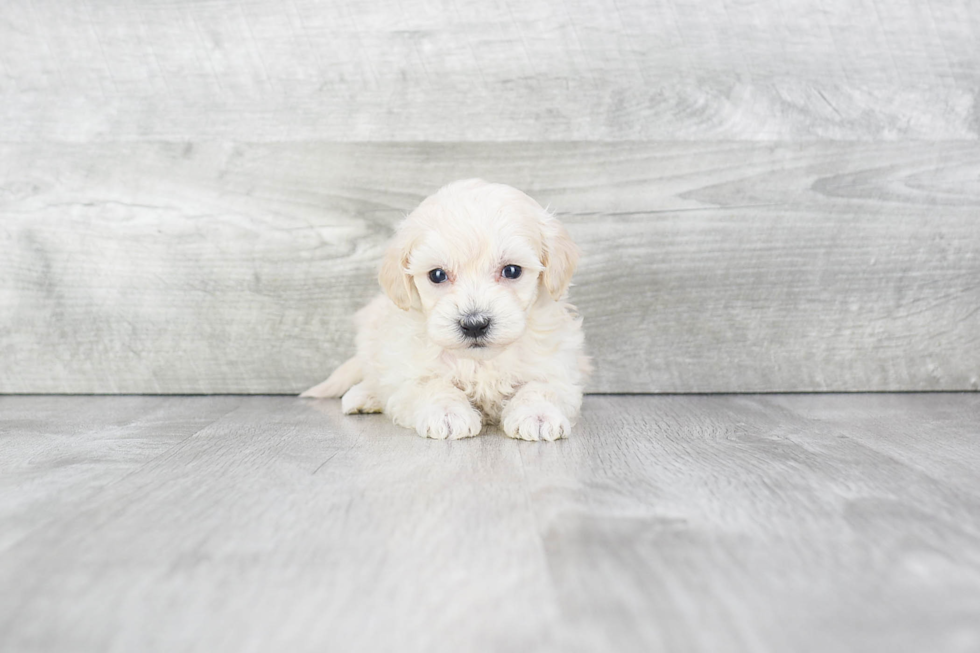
1,394,979,653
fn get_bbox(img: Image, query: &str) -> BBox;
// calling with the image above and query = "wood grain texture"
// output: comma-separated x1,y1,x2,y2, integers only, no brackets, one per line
1,394,979,653
1,0,978,141
3,141,979,393
0,396,243,551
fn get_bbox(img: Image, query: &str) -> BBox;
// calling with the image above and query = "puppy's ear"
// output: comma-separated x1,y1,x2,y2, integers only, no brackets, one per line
378,233,417,311
540,213,580,300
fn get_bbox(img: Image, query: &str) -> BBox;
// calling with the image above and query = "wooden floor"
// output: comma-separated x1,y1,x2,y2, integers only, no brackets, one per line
1,394,979,653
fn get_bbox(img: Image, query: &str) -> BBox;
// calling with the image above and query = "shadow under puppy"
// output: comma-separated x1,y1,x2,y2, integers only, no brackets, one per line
302,179,590,441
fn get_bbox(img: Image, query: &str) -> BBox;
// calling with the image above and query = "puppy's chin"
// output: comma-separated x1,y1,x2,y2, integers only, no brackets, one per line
453,342,506,360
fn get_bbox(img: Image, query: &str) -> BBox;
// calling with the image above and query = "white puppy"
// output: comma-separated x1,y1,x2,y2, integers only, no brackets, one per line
301,179,590,441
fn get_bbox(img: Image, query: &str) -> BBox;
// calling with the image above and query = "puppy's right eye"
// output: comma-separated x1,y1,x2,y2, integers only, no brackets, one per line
428,268,448,284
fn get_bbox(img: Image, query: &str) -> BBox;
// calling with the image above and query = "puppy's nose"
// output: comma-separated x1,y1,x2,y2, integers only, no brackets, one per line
459,313,491,339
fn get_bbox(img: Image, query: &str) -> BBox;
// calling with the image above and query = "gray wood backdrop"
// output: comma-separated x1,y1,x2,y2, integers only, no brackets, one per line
2,0,978,394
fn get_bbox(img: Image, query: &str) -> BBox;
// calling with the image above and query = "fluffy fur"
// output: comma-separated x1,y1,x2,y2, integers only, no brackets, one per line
301,179,590,441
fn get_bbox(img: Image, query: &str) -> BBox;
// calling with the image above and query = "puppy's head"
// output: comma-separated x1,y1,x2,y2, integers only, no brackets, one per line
379,179,579,356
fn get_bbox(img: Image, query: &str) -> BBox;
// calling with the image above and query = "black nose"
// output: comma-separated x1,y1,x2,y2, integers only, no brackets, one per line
459,313,491,339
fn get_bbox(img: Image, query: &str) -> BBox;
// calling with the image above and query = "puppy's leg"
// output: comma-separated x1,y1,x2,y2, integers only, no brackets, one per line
501,382,581,442
386,380,483,440
300,357,363,398
341,382,383,414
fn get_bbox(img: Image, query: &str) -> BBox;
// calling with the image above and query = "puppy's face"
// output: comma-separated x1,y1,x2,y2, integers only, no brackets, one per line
379,180,579,357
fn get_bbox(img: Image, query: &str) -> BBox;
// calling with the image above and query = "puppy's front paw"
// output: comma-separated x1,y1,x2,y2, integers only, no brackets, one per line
341,383,382,414
415,403,483,440
502,403,571,442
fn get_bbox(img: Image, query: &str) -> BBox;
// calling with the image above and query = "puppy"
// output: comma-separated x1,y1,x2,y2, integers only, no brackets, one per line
301,179,590,441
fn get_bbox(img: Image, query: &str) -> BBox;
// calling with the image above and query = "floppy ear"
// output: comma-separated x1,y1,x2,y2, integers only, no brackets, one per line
378,233,417,311
540,213,580,300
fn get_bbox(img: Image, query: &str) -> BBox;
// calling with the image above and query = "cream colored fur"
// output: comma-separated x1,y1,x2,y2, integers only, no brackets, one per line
301,179,590,441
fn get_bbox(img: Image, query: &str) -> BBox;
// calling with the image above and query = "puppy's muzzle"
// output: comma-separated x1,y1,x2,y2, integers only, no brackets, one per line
459,313,492,340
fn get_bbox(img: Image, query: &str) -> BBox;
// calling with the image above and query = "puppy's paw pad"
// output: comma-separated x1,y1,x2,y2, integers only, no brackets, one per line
416,404,483,440
503,404,570,442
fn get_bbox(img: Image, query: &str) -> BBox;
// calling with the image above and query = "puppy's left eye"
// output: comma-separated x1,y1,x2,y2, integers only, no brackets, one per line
502,265,522,279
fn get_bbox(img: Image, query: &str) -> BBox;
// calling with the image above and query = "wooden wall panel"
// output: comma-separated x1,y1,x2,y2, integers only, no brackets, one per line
1,0,977,141
3,0,978,393
3,142,978,393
